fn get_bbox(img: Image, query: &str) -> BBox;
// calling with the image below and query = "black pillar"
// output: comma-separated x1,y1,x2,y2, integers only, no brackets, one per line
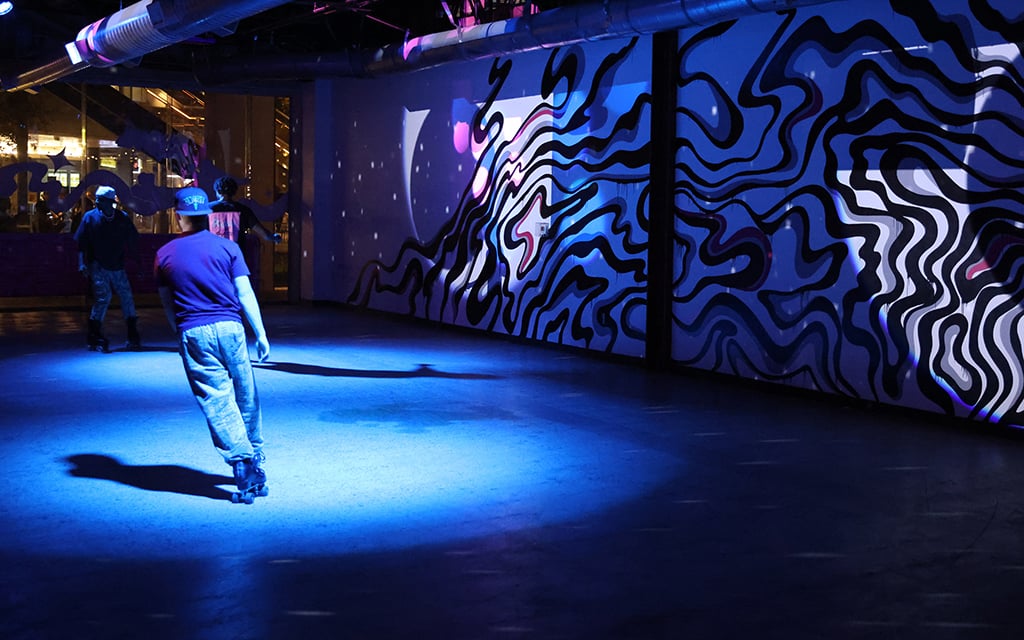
645,30,678,369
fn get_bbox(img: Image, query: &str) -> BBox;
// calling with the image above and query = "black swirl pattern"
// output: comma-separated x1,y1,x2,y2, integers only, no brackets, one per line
348,39,651,355
674,1,1024,426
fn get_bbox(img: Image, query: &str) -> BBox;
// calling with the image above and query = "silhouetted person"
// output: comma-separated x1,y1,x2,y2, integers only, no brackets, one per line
31,192,51,233
74,185,141,352
0,197,15,233
155,186,271,504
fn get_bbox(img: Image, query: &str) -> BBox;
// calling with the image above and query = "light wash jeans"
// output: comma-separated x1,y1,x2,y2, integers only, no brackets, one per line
179,321,263,464
89,264,136,321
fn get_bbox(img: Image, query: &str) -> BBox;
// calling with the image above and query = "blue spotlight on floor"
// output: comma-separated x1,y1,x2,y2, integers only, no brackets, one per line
0,310,683,561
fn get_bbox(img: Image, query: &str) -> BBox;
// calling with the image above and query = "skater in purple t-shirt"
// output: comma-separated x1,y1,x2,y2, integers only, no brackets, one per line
155,186,271,504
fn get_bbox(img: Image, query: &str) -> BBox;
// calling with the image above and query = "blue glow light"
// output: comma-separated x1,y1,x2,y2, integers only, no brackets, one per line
0,3,12,17
2,328,682,561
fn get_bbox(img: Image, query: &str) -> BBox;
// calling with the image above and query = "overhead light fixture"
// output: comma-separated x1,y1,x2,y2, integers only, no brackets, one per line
65,41,84,65
0,2,13,16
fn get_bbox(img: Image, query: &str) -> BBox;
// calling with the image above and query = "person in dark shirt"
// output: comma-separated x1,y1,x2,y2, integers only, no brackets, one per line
31,192,52,233
155,186,271,504
74,185,141,352
0,197,16,233
209,176,281,295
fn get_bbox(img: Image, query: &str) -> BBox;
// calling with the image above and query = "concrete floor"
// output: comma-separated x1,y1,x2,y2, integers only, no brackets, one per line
2,302,1024,639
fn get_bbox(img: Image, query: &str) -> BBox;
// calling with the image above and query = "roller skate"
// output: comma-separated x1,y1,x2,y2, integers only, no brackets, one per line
252,449,266,473
87,319,110,353
251,450,268,496
231,456,268,504
125,316,142,351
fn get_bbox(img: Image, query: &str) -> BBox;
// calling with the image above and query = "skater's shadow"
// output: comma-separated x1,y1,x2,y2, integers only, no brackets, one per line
64,454,235,501
255,361,501,380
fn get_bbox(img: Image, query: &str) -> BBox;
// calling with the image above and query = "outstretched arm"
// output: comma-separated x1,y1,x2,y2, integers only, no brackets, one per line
242,209,281,244
253,219,282,244
235,275,270,362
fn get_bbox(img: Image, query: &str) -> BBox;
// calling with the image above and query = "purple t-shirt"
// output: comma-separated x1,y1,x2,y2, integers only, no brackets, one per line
154,230,250,331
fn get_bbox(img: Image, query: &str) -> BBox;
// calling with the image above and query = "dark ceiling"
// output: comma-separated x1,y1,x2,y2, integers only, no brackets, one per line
0,1,583,91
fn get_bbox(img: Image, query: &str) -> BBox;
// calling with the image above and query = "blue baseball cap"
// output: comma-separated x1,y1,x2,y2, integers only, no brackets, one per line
175,187,213,215
95,185,117,201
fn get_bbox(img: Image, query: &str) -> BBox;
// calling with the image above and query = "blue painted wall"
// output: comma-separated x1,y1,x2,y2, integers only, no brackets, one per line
307,0,1023,429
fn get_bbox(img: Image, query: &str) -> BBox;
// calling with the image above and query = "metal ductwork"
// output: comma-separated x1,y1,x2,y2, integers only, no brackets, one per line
197,0,844,84
3,0,846,91
367,0,844,74
1,0,292,91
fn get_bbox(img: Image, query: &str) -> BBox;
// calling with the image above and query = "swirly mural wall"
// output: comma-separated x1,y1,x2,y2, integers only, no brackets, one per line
673,0,1024,426
340,38,652,357
329,0,1022,427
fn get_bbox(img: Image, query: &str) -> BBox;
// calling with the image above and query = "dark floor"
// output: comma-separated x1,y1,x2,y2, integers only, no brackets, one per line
2,301,1024,639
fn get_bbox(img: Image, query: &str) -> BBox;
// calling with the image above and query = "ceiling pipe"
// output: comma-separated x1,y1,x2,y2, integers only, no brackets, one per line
1,0,293,91
369,0,845,74
196,0,845,84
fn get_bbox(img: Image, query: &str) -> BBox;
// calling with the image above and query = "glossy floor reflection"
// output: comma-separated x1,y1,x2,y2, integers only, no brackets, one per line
2,303,1024,639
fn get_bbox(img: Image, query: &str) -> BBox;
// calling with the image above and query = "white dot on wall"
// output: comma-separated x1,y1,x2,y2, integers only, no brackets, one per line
419,143,424,151
445,206,450,214
810,70,816,80
415,165,420,173
393,193,397,200
373,232,379,240
337,161,342,168
711,105,718,117
370,161,375,169
357,174,362,181
457,164,463,172
331,255,335,262
303,250,308,258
